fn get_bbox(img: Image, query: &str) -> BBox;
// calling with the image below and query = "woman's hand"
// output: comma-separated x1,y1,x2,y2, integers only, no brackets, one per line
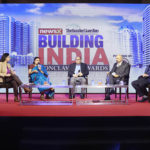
5,74,11,77
11,71,16,75
39,69,44,74
51,88,54,91
38,67,42,71
32,70,38,73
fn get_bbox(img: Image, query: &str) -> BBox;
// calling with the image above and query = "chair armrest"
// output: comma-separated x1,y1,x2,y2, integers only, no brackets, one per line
0,76,5,84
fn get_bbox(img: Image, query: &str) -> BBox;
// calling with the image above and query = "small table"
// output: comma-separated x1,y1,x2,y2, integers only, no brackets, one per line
19,83,73,106
75,84,128,105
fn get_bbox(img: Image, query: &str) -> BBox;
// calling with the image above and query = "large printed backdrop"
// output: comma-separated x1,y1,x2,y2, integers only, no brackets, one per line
0,3,150,93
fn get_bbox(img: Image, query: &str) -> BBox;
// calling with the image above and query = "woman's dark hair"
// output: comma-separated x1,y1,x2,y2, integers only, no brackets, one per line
0,53,9,62
33,57,40,64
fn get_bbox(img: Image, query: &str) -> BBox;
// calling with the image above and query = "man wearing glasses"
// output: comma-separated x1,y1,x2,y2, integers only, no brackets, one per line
68,56,89,99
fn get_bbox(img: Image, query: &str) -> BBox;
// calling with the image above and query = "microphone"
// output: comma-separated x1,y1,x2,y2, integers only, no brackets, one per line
38,63,41,69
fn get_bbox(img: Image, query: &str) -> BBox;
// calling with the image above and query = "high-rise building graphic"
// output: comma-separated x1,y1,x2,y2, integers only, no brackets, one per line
29,22,38,56
135,30,143,65
119,26,138,66
143,5,150,66
113,25,143,66
10,17,15,53
0,14,36,65
0,15,10,55
15,21,22,55
22,22,29,55
112,31,120,55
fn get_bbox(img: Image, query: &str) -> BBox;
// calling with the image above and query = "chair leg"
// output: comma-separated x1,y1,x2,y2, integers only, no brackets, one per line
127,87,129,99
148,87,150,102
6,88,8,102
69,88,71,97
86,78,88,98
115,88,117,98
29,87,32,98
29,92,32,98
119,88,121,100
19,87,22,102
136,91,138,102
85,88,87,98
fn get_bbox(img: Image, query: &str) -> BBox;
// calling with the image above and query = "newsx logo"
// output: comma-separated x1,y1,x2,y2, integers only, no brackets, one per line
39,28,63,35
38,28,109,66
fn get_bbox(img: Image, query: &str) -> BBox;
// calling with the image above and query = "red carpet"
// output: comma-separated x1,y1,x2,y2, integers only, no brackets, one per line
0,94,149,116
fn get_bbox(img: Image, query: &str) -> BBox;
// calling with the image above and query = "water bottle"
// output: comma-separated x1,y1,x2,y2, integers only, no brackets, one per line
38,64,41,70
119,80,124,85
91,80,95,85
98,80,102,85
106,75,109,85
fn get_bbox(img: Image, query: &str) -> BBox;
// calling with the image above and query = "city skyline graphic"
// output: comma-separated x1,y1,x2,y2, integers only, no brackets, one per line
0,4,149,67
0,3,150,93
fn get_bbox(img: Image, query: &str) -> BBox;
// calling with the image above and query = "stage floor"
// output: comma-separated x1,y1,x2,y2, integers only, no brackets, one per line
0,94,149,116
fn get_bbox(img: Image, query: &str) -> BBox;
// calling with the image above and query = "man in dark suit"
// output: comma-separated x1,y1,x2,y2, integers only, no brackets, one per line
68,56,89,99
105,55,130,100
132,65,150,102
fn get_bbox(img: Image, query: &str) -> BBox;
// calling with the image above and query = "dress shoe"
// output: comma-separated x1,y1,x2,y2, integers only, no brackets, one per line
138,97,148,102
24,88,32,93
69,94,75,99
104,95,111,100
80,94,85,99
14,96,19,102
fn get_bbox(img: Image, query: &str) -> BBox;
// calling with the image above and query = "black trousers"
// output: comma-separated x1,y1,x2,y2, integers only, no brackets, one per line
132,76,150,97
5,74,23,97
106,74,121,96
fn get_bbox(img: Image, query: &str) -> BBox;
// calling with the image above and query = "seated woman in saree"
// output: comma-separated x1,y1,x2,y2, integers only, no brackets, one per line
28,57,54,100
0,53,32,102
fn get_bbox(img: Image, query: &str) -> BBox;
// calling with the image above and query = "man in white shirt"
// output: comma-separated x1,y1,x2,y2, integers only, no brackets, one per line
68,56,89,99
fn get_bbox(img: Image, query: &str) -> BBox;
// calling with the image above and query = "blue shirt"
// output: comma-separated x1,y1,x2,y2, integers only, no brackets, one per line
74,64,81,75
